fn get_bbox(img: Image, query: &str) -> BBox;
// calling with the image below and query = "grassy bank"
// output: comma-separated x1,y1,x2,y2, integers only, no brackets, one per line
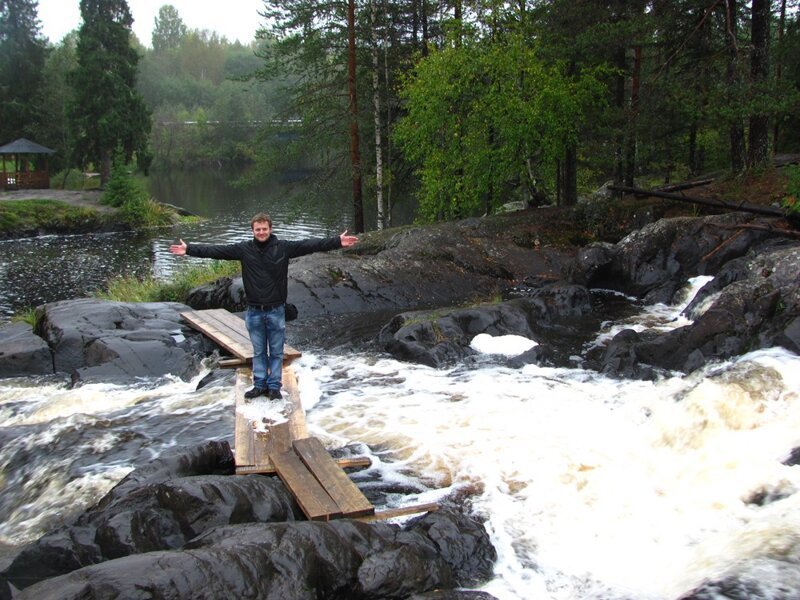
0,199,108,235
96,260,241,303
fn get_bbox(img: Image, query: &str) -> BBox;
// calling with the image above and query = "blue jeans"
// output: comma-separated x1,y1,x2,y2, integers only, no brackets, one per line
245,305,286,391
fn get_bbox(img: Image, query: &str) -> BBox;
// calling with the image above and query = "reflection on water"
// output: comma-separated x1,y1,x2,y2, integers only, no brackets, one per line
0,167,413,321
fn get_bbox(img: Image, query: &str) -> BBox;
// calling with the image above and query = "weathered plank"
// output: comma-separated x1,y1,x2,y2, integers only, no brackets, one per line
233,365,309,474
357,502,440,522
293,438,374,518
182,309,303,365
234,456,370,475
233,368,255,467
271,450,343,521
181,309,252,359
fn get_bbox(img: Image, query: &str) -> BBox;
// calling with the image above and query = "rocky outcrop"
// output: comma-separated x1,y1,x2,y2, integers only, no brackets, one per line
0,299,219,384
2,442,497,599
183,214,576,321
378,285,593,368
0,321,52,377
378,213,799,378
580,217,800,378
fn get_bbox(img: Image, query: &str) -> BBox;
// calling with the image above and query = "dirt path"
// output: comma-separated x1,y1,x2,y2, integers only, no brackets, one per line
0,189,116,213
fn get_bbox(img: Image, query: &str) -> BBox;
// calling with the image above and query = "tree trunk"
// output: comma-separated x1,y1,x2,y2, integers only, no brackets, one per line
613,45,626,187
773,0,786,149
370,0,385,229
747,0,770,168
347,0,364,233
624,45,641,187
723,0,746,173
563,144,577,205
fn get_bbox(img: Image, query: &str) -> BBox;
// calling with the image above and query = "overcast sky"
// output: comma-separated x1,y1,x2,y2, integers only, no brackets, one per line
37,0,267,47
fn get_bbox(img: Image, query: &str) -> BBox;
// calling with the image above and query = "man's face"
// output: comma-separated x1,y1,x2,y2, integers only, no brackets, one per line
252,220,272,242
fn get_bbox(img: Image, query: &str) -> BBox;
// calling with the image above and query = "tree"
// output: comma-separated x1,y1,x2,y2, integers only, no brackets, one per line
67,0,151,183
0,0,48,142
152,4,186,52
395,31,604,222
747,0,770,168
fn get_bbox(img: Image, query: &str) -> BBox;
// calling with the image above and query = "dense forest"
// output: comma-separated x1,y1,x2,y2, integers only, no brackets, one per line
1,0,799,230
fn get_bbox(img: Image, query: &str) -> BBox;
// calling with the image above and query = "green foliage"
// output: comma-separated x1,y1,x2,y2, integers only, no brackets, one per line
0,199,104,234
152,4,187,52
783,165,800,215
68,0,151,180
103,156,177,228
98,260,240,303
0,0,48,141
395,32,606,223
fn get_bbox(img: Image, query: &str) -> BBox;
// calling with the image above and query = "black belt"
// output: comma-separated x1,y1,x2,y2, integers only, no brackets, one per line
247,302,283,311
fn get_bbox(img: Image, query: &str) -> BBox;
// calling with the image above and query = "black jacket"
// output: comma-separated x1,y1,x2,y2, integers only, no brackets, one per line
186,234,342,307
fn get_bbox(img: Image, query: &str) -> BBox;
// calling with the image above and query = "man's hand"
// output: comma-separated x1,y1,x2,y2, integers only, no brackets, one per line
340,230,358,247
169,239,188,255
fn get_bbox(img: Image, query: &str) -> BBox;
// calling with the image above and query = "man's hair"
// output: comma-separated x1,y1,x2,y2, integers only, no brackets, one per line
251,212,272,228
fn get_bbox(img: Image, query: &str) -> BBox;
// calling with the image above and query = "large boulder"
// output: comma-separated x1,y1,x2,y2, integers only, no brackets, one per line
4,442,496,600
0,321,52,377
379,285,593,367
595,240,800,378
184,213,577,324
31,298,212,384
570,212,773,304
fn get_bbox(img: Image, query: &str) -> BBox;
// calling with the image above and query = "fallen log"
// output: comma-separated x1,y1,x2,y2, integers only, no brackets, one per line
608,184,788,218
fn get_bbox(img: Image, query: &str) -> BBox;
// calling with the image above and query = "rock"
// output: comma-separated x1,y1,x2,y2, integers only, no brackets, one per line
32,298,210,384
678,558,800,599
596,242,800,377
16,509,495,600
184,216,577,329
0,321,52,377
570,212,770,303
4,442,496,599
379,286,593,368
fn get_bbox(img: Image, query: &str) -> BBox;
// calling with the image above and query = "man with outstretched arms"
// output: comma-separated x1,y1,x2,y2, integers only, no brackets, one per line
170,212,358,399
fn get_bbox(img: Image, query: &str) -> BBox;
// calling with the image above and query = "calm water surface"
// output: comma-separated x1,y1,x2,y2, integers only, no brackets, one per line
0,169,410,321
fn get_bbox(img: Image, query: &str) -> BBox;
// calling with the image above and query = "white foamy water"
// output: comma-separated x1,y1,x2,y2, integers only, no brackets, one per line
294,346,800,600
1,275,799,599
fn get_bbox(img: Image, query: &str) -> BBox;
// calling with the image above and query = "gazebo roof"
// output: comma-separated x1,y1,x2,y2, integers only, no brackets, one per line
0,138,56,155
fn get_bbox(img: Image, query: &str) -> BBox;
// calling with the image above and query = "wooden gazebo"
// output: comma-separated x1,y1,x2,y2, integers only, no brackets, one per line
0,138,56,190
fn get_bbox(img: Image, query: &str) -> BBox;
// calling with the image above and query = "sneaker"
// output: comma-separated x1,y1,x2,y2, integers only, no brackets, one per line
244,387,268,399
268,388,282,400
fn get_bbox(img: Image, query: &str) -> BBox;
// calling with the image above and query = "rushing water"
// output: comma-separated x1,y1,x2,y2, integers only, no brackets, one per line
1,274,799,599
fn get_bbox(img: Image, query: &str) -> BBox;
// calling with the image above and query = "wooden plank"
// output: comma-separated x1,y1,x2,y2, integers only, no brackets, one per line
271,450,342,521
234,457,370,475
181,310,252,359
357,502,440,522
293,438,374,518
233,368,254,467
283,365,308,441
183,309,303,364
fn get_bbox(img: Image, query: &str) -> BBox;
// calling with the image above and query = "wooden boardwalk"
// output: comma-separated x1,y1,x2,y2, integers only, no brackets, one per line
181,308,436,522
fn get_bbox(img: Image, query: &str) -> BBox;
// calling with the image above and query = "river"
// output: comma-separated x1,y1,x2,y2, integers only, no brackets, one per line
1,178,799,598
0,168,414,321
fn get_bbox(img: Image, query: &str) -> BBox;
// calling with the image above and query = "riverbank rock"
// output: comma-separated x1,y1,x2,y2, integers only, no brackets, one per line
183,212,578,322
2,441,496,599
29,298,212,384
574,215,800,378
378,285,593,367
0,322,52,377
374,212,799,378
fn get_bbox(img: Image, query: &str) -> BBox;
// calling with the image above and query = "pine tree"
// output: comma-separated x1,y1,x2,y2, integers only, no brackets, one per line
67,0,150,184
0,0,48,142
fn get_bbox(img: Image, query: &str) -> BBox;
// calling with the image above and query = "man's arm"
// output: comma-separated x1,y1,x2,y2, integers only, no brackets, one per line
169,239,243,260
169,239,188,255
340,230,358,247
